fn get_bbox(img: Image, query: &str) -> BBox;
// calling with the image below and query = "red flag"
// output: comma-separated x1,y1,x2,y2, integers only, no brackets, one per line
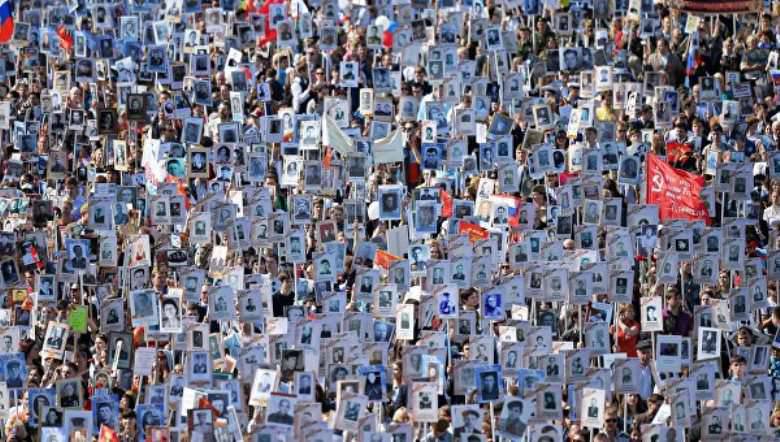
382,30,393,48
646,154,710,224
507,199,523,227
242,0,256,12
374,249,400,269
323,146,333,169
99,425,119,442
29,244,43,270
164,176,191,210
56,24,73,51
197,396,220,416
665,141,692,164
458,221,489,242
680,0,761,14
440,189,453,218
257,0,285,45
0,0,13,45
176,180,191,210
558,171,579,185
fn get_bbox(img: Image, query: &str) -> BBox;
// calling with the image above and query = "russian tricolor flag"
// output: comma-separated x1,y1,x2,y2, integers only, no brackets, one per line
684,31,702,88
382,20,397,48
0,0,13,45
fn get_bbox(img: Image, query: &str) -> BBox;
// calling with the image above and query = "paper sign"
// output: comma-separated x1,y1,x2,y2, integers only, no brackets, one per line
373,129,405,164
67,306,88,334
685,15,701,34
133,347,157,376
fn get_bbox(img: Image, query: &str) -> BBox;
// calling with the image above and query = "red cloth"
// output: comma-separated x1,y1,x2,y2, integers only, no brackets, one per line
29,244,44,270
558,171,578,186
323,147,333,169
374,250,400,269
99,425,119,442
405,161,422,187
56,24,73,50
440,189,453,218
257,0,285,46
645,154,710,224
665,141,693,164
615,319,640,357
459,222,489,242
506,196,524,228
613,29,623,52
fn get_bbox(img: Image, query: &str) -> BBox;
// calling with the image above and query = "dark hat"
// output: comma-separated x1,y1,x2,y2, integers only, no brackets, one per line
636,339,652,351
541,85,560,96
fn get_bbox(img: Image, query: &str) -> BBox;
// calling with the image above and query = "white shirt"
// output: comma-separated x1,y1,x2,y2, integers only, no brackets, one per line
291,76,310,112
764,204,780,229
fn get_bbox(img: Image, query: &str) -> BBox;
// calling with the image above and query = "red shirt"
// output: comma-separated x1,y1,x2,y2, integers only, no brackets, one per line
616,319,639,357
405,161,422,187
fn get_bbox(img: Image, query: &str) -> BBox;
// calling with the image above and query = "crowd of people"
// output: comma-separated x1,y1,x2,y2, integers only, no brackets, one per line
1,0,780,440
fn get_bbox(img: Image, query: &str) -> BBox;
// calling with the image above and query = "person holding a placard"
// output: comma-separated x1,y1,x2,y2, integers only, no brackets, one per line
662,288,693,336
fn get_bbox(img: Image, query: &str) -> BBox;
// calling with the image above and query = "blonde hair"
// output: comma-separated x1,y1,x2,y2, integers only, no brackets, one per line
392,407,410,423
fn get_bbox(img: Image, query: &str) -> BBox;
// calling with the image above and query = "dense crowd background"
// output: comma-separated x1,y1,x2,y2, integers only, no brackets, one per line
1,0,780,441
